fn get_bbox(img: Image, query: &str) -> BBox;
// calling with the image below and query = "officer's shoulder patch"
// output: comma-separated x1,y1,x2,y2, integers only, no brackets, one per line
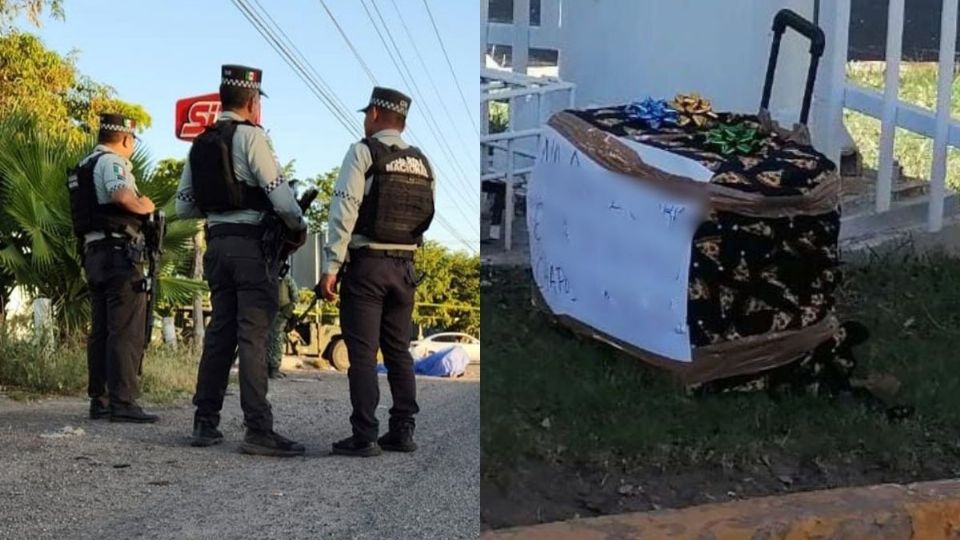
111,162,127,180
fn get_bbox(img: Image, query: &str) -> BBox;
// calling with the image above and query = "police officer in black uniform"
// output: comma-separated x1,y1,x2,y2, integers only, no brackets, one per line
176,65,307,457
69,113,158,423
321,87,435,457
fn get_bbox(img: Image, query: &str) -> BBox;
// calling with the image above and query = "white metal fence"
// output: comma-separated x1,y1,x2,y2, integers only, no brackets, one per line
481,68,574,250
482,0,960,249
826,0,960,235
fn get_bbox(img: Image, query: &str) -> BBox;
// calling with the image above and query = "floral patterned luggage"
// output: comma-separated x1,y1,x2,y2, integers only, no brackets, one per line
529,9,862,387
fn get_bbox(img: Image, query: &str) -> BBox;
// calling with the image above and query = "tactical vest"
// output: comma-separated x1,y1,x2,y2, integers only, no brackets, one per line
66,152,144,239
355,138,435,245
188,120,273,214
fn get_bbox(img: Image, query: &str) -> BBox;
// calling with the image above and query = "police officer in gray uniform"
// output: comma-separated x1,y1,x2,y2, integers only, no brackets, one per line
176,65,307,457
69,113,159,423
320,87,435,457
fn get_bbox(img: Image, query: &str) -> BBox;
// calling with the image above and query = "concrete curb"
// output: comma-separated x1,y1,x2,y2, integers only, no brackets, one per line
481,480,960,539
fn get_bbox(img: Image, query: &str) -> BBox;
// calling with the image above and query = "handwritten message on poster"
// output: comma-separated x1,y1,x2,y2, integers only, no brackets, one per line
528,126,712,362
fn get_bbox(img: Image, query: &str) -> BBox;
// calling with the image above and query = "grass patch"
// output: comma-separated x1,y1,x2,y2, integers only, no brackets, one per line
0,334,199,404
845,62,960,189
481,251,960,480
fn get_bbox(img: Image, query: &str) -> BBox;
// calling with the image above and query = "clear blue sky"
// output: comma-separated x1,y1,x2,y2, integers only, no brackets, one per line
28,0,480,252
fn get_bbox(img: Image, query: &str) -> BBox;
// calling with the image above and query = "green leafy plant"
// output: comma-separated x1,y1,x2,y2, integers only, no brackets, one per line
0,113,205,337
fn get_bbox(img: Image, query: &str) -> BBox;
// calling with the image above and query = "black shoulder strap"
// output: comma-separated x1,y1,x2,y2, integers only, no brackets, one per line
76,151,107,174
362,137,406,178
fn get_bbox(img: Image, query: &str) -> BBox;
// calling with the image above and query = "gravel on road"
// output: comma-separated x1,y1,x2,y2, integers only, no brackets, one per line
0,372,479,540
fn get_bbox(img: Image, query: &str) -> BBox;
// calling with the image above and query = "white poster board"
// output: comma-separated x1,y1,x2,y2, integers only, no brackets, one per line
527,126,711,362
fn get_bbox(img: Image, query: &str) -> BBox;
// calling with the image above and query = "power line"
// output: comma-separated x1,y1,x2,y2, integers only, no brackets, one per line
249,0,361,135
422,0,480,136
320,0,478,233
366,0,479,206
390,0,478,180
435,213,478,254
356,0,480,229
234,0,359,137
317,0,379,85
235,0,477,250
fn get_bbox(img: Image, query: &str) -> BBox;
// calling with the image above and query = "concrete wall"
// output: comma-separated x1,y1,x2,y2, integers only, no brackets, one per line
558,0,823,137
289,231,324,290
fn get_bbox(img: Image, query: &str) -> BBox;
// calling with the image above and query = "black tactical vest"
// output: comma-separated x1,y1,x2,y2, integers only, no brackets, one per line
66,152,144,239
188,120,273,213
355,138,435,245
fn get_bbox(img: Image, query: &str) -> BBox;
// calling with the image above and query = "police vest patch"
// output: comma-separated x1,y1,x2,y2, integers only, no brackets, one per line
385,156,429,178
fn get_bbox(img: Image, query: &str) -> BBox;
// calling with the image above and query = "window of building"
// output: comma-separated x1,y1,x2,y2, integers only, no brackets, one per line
530,0,541,26
528,48,558,67
489,0,512,24
486,44,512,68
488,0,541,25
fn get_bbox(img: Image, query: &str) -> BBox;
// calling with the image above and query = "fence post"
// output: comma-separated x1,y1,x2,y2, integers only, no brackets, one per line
505,138,515,251
192,230,205,352
32,297,53,352
876,0,904,213
929,0,958,232
824,0,851,168
512,0,530,74
162,316,177,348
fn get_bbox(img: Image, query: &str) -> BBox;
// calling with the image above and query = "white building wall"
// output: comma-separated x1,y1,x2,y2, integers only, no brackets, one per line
559,0,831,149
484,0,563,74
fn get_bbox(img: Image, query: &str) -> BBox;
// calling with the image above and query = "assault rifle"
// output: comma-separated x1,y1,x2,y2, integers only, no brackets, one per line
264,186,319,278
142,210,165,359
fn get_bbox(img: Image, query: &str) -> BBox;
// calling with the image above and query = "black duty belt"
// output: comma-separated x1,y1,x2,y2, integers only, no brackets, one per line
349,247,415,260
85,237,131,251
206,223,266,239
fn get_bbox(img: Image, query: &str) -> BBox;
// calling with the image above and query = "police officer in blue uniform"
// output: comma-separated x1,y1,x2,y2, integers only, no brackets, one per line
69,113,159,423
176,65,307,457
321,87,435,457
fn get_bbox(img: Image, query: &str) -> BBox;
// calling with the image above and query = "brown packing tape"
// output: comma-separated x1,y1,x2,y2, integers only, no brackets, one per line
546,111,841,218
690,314,839,384
532,285,839,385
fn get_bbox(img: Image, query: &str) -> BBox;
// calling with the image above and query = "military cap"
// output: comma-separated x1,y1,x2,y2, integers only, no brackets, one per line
359,86,411,118
98,113,138,138
221,64,268,97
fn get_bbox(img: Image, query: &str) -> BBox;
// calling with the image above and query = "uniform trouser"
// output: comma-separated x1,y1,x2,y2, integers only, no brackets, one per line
193,234,279,433
85,242,146,406
340,254,420,442
266,305,294,371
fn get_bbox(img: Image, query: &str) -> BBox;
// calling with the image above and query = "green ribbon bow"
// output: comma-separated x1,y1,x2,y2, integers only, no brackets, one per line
705,123,761,155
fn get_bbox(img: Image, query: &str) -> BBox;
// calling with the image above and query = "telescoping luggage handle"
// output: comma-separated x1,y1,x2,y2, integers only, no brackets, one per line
760,9,827,126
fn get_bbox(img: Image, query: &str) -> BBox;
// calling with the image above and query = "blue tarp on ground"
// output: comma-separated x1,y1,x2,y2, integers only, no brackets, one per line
377,346,470,378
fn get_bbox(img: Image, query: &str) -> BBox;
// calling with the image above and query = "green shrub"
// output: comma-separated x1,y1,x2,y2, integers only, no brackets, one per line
0,321,199,403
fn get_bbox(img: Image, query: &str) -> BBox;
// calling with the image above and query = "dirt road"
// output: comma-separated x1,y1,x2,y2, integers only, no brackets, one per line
0,372,479,540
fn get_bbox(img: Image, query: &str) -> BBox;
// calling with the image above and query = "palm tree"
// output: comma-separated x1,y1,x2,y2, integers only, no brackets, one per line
0,114,205,337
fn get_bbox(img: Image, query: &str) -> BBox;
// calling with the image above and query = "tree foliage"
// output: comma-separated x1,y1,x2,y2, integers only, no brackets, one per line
0,114,204,335
303,167,337,232
0,32,150,145
413,241,480,336
0,0,63,31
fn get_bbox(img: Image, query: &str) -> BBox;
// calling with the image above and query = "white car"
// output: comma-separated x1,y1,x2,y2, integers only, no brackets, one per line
410,333,480,364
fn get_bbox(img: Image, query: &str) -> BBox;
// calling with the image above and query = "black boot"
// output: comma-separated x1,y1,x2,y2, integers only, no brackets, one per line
191,420,224,447
89,399,110,420
240,429,305,457
378,423,417,453
268,367,286,379
110,403,159,424
332,435,382,457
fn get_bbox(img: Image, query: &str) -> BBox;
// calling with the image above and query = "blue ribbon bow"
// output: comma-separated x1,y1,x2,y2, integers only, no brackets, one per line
625,98,679,129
